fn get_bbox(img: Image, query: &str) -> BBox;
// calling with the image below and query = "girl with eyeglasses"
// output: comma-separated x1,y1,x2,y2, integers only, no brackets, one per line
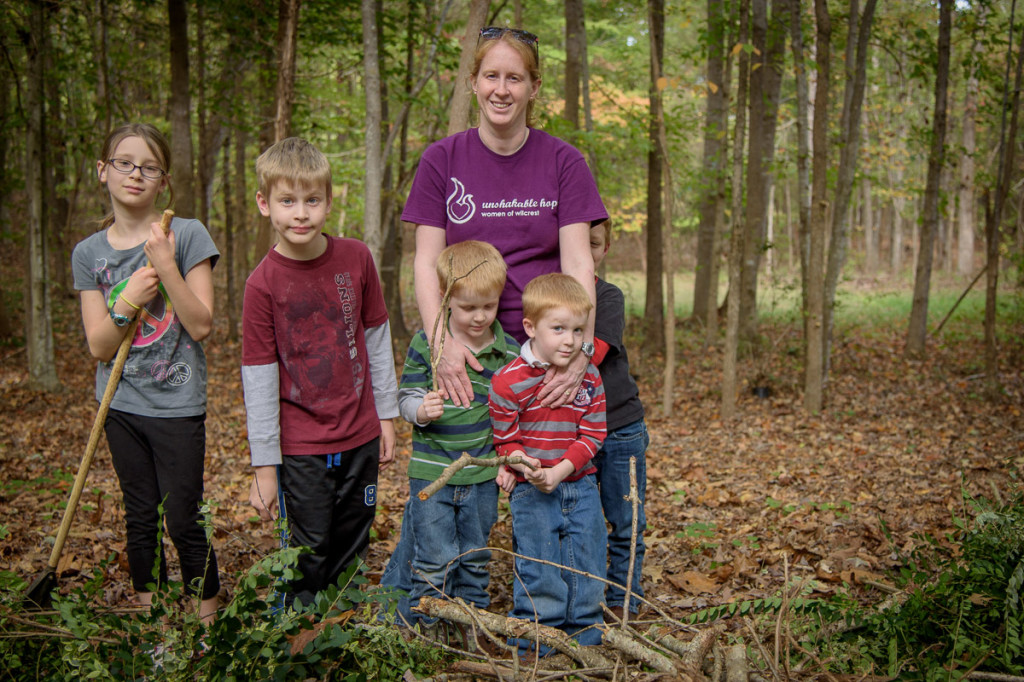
71,123,220,624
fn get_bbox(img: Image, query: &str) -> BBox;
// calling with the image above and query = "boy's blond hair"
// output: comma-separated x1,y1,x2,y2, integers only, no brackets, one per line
595,218,612,246
437,240,507,299
522,273,592,322
256,137,332,198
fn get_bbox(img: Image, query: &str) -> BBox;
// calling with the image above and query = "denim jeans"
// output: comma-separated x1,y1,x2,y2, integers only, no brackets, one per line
381,480,497,624
593,418,648,613
509,474,607,648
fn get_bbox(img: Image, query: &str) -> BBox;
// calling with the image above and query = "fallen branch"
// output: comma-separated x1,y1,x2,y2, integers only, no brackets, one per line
601,626,676,673
414,596,614,670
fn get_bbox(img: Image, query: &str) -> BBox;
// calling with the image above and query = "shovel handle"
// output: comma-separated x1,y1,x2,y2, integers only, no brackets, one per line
47,210,174,571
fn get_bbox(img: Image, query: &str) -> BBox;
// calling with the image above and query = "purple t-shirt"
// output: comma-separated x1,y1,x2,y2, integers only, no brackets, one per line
402,127,607,341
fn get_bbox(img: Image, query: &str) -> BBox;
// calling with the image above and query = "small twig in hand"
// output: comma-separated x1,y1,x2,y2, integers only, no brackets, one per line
429,256,491,392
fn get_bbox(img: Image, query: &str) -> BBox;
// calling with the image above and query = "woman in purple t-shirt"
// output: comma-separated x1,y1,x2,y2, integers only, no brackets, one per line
403,26,608,408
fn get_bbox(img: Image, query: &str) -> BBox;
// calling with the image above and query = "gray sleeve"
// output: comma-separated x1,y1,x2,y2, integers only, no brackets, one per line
366,321,400,420
398,385,429,426
241,363,283,466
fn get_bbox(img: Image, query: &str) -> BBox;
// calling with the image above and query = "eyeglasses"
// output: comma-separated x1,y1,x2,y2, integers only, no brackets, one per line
479,26,539,60
107,158,167,180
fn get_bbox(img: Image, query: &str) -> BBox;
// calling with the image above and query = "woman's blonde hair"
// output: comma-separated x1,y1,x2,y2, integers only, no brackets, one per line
471,30,542,127
97,123,174,229
522,273,591,322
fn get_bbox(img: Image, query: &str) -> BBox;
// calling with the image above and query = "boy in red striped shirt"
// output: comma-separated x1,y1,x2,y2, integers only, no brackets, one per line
488,273,607,652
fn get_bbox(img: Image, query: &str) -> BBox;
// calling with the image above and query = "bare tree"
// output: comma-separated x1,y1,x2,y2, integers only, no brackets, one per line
722,0,750,419
363,0,384,267
737,0,785,341
692,0,728,331
821,0,877,374
565,0,584,128
958,8,985,276
789,0,811,327
168,0,195,217
906,0,952,359
448,0,489,136
24,0,60,392
984,1,1024,397
274,0,301,142
804,0,830,413
643,0,666,353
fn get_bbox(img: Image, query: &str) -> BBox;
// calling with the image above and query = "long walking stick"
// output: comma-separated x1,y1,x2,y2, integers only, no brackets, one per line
24,210,174,607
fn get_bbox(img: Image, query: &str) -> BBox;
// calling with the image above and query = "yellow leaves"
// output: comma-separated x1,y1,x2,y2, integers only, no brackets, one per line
656,76,669,92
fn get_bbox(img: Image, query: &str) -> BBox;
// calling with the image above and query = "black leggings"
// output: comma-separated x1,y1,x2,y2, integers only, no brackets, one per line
105,410,220,599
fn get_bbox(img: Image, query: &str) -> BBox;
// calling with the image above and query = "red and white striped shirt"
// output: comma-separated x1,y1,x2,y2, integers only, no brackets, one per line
488,350,606,483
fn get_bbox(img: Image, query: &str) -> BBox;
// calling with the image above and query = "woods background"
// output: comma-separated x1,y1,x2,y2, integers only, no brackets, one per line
1,0,1022,411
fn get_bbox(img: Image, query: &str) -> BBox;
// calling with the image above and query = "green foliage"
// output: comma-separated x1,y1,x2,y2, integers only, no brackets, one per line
825,494,1024,679
0,549,446,681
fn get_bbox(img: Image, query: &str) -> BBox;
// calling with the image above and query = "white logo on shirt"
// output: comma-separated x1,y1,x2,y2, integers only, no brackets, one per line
446,177,475,224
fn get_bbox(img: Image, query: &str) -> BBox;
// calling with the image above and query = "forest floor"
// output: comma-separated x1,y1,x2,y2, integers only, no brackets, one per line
1,285,1023,675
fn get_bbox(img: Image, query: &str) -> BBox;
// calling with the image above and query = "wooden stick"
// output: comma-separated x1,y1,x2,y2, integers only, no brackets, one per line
414,596,614,670
418,452,536,500
428,256,491,392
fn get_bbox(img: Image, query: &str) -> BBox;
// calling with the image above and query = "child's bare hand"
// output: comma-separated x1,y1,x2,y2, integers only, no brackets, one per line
525,460,574,494
507,454,541,475
495,465,517,493
249,467,279,521
144,221,177,276
418,391,445,422
378,419,396,470
124,266,161,308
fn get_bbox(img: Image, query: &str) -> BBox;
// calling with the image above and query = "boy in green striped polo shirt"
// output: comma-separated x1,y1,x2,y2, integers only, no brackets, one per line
385,240,519,628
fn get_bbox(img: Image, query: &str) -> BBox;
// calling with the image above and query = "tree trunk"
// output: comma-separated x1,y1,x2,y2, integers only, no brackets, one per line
692,0,728,329
906,0,951,359
448,0,490,135
789,0,811,319
230,126,249,341
168,0,195,217
738,0,785,341
958,35,981,276
722,0,751,419
984,2,1024,396
863,176,876,271
643,0,666,353
274,0,301,142
821,0,877,378
804,0,829,414
362,0,383,267
24,0,60,392
564,0,584,129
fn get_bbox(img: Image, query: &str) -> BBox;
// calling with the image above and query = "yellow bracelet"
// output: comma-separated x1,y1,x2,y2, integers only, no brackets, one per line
119,293,142,311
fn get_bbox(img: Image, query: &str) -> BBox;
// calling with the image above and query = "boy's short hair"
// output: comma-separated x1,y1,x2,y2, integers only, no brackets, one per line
522,273,592,322
437,240,507,299
256,137,332,198
595,218,612,245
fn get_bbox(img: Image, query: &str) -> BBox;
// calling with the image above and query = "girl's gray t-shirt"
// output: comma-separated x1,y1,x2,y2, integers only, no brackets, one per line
71,217,220,418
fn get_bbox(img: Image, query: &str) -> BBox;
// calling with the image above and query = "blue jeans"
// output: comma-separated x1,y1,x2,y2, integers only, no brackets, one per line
381,479,497,623
509,474,607,648
593,418,648,613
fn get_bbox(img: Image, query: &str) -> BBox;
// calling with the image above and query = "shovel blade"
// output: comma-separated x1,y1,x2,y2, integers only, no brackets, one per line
23,570,57,609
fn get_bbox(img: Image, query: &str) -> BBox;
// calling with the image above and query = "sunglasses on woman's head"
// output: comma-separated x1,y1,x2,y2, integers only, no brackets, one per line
479,26,540,60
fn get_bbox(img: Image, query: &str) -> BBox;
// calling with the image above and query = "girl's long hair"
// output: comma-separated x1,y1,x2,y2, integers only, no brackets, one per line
97,123,174,229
